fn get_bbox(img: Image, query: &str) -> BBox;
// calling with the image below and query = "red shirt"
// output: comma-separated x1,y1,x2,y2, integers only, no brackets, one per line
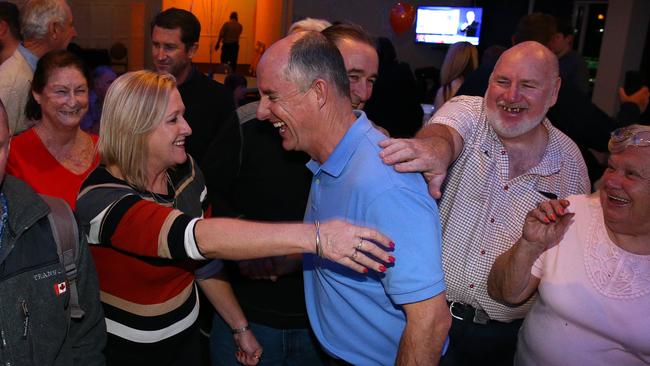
7,128,100,209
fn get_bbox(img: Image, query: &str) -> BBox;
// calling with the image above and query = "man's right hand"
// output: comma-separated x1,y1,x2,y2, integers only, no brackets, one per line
379,137,450,199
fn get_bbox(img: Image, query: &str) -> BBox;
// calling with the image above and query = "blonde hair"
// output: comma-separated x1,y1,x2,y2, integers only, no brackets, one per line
439,42,478,103
99,70,176,190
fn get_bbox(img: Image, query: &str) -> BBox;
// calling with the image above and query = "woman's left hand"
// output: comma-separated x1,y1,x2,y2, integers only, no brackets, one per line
234,330,263,365
522,199,574,253
318,219,395,273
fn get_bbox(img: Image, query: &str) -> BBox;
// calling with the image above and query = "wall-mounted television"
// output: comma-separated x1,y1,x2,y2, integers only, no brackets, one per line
415,6,483,46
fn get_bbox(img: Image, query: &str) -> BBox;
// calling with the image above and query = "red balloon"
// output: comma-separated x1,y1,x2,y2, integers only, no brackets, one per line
389,2,415,35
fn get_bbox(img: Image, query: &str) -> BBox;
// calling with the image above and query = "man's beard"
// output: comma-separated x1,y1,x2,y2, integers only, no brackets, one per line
486,96,554,139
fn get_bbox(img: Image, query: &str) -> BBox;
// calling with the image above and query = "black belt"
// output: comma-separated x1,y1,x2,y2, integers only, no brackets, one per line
448,301,491,325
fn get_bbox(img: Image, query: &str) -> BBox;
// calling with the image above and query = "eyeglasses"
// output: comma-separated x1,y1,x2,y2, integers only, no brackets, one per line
608,126,650,153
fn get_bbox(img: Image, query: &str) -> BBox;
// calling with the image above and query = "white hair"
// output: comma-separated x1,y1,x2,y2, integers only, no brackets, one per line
288,17,332,34
21,0,68,40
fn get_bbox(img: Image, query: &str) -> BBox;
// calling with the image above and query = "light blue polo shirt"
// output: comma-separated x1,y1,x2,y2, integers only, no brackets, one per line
303,112,446,365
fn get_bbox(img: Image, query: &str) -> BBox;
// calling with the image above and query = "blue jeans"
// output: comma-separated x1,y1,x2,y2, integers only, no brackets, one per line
210,315,328,366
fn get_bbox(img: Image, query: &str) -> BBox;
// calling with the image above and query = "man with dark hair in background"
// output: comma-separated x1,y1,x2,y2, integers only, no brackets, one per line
321,23,378,111
215,11,243,71
150,8,239,216
550,17,590,95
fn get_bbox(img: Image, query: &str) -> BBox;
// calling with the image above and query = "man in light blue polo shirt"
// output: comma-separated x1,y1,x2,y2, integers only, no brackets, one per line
256,31,450,366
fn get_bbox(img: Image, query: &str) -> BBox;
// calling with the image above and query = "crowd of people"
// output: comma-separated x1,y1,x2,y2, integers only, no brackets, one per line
0,0,648,366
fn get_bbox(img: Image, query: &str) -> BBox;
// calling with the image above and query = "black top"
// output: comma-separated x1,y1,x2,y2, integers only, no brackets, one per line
226,105,313,328
365,61,423,138
559,50,590,95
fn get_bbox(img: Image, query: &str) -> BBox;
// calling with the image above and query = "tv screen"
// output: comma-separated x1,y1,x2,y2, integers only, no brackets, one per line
415,6,483,46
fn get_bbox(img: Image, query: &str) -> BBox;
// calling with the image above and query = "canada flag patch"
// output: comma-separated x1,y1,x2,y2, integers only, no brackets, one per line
54,281,67,296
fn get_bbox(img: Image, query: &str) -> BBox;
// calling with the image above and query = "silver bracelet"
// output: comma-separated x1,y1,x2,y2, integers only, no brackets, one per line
231,325,250,334
315,220,323,257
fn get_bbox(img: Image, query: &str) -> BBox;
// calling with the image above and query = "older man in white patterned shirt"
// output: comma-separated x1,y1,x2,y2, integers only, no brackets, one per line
379,41,590,366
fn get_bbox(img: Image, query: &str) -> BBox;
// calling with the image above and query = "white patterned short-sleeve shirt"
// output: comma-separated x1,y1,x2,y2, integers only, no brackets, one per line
429,96,590,322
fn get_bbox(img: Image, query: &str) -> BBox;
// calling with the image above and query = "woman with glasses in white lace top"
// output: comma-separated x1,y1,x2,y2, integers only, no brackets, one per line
488,124,650,366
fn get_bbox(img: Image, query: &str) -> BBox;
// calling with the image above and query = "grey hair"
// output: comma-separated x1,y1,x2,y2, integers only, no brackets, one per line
285,31,349,98
21,0,67,40
288,17,332,34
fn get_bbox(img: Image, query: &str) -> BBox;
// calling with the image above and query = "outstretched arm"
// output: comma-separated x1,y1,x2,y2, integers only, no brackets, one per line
379,123,463,198
488,199,574,305
81,194,393,275
195,218,394,273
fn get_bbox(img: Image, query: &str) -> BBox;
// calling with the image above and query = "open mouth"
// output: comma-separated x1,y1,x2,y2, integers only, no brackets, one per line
498,105,527,113
59,109,82,117
173,139,185,147
607,194,630,204
272,121,287,133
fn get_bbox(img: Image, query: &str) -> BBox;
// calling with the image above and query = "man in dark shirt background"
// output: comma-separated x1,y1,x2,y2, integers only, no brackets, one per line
215,11,243,71
151,8,239,215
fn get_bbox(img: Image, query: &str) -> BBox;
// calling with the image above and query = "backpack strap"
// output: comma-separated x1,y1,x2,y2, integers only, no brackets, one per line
40,195,85,319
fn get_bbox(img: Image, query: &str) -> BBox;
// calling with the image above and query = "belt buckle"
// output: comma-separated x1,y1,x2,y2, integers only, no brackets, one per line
472,308,489,325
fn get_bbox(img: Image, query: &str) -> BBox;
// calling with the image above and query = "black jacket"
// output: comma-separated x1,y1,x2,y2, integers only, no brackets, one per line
0,176,105,366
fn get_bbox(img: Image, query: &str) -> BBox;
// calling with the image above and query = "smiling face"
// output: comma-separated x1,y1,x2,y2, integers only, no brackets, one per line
256,39,318,155
33,66,88,128
151,26,195,80
485,42,560,140
335,38,378,110
600,147,650,237
145,88,191,175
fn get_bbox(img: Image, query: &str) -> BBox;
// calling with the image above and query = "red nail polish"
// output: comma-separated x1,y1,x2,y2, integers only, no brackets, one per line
388,256,395,263
550,214,556,221
389,241,395,249
379,265,387,272
363,267,368,273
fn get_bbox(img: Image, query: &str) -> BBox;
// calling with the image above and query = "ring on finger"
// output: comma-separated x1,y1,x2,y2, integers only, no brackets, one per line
356,237,364,251
351,248,358,260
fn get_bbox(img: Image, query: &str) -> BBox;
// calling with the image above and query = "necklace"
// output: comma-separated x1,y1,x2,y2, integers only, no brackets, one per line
149,173,177,208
